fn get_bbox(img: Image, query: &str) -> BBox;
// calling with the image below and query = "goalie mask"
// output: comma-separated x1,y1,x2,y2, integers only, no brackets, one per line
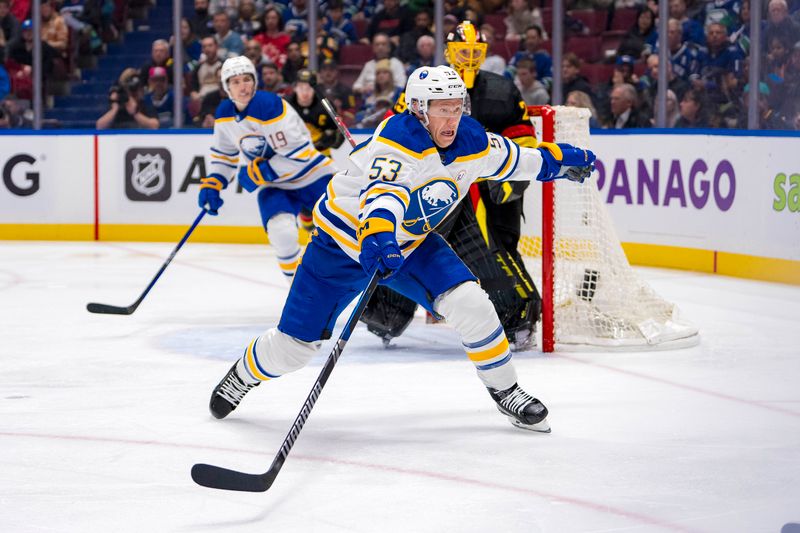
445,21,488,89
221,56,257,107
404,65,468,127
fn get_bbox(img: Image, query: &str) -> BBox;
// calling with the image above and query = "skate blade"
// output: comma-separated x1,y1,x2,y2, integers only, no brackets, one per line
509,416,551,433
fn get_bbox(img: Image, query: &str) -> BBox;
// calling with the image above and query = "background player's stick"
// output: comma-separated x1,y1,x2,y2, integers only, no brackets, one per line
319,95,358,149
191,270,381,492
87,210,207,315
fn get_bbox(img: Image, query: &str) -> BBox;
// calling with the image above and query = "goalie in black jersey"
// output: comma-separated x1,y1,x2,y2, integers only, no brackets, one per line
361,21,542,351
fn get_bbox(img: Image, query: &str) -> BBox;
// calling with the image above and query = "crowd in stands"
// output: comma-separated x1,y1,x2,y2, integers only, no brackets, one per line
1,0,799,130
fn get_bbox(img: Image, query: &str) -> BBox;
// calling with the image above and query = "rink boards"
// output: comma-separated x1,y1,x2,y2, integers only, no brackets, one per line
0,129,798,284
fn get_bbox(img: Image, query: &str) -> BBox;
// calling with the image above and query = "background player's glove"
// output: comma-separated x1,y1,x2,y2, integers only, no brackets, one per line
358,210,403,278
536,142,596,183
238,157,279,193
198,174,227,215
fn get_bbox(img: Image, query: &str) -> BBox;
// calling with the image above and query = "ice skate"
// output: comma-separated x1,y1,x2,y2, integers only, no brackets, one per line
488,383,550,433
209,362,259,419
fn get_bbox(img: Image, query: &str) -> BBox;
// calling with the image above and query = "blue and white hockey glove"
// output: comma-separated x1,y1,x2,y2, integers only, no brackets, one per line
536,142,596,183
198,174,227,215
357,210,404,278
238,157,279,193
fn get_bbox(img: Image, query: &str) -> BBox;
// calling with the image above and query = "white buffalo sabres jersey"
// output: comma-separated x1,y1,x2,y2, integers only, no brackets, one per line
208,91,335,190
313,112,547,261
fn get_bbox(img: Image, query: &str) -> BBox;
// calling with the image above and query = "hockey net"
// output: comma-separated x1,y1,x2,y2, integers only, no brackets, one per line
521,105,699,352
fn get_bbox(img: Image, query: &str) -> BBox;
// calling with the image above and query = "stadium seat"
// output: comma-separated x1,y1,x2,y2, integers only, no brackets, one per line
580,62,615,85
484,13,508,39
565,36,603,63
339,43,374,65
491,39,514,62
568,9,608,35
353,19,368,40
610,7,638,32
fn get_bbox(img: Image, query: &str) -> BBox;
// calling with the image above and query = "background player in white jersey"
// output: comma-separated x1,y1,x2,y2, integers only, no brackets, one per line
206,66,595,432
197,56,337,279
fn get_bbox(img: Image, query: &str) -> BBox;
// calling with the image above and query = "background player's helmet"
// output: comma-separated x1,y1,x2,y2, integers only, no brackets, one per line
404,66,468,126
445,21,488,89
221,56,257,104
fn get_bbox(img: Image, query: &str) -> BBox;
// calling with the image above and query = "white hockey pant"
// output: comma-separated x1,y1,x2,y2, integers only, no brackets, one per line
434,281,518,391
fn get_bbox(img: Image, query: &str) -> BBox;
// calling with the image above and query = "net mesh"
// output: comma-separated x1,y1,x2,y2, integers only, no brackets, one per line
520,106,699,349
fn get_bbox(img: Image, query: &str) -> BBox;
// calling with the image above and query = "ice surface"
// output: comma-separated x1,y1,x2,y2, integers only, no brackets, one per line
1,241,799,533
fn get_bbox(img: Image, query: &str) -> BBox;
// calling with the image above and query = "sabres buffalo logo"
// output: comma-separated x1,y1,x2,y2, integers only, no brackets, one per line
402,178,459,235
239,134,268,161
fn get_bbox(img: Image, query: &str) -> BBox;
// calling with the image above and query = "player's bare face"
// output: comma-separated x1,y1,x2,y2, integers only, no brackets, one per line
229,74,256,109
426,99,463,148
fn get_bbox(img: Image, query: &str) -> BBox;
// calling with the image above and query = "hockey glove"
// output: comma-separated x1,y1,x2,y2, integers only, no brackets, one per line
536,142,596,183
198,174,227,215
238,157,279,193
358,210,404,279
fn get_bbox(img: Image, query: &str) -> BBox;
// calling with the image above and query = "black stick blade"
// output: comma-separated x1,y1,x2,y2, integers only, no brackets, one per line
86,302,135,315
191,463,275,492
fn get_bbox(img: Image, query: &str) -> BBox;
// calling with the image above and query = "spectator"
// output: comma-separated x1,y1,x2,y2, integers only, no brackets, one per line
669,0,705,45
9,0,29,22
565,90,601,128
286,69,344,156
638,53,690,108
397,8,432,64
0,0,21,46
730,0,751,55
616,6,658,59
7,19,56,99
234,0,261,38
40,1,68,54
764,34,792,96
480,24,506,76
514,58,549,105
244,38,265,69
352,32,407,95
739,82,788,129
774,40,800,119
364,0,412,46
254,6,290,68
314,17,340,61
96,68,159,129
191,36,223,101
317,57,355,125
442,14,459,38
284,0,310,41
358,58,402,124
696,22,743,93
140,39,174,85
764,0,800,48
0,96,32,128
507,25,552,89
665,17,703,83
190,0,214,38
173,18,202,64
209,0,241,21
260,61,288,94
344,0,379,23
195,68,225,128
561,53,594,105
505,0,546,43
281,40,307,84
606,83,650,128
675,88,709,127
703,0,743,34
324,0,358,49
405,34,435,75
143,66,186,128
213,11,245,58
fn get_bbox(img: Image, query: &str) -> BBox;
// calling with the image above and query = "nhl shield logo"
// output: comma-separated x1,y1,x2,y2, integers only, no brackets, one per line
125,148,171,201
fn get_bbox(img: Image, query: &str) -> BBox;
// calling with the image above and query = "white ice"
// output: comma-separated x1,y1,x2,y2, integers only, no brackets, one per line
1,241,799,533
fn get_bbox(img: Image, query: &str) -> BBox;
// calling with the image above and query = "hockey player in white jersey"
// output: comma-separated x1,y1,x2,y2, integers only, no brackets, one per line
206,65,595,432
197,56,337,279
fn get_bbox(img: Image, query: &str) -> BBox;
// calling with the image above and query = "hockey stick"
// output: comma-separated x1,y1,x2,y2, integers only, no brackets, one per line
318,94,358,149
191,270,381,492
87,210,207,315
